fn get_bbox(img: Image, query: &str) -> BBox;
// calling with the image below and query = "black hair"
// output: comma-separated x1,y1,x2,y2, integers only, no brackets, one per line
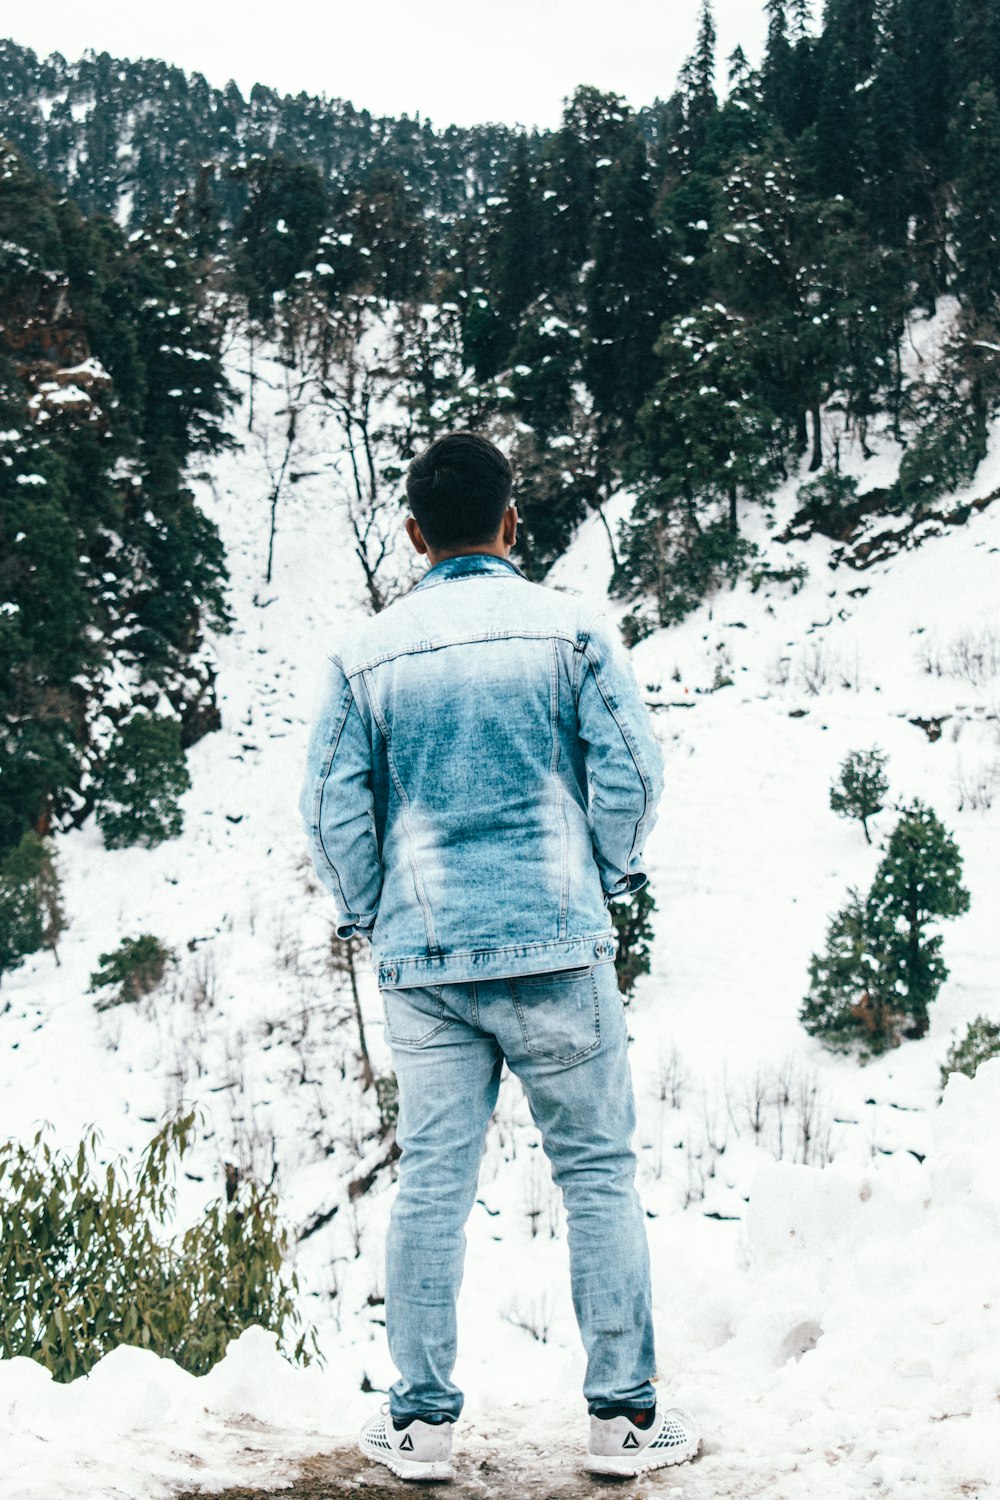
405,431,513,551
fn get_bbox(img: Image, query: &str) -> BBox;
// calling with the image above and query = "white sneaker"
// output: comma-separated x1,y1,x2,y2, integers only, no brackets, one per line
359,1402,455,1482
584,1399,702,1476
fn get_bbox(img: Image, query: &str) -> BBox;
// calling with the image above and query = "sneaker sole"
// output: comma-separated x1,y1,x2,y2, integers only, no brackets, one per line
359,1438,454,1483
583,1436,702,1476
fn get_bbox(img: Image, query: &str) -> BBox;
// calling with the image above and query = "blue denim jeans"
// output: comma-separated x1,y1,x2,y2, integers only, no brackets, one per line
380,958,657,1420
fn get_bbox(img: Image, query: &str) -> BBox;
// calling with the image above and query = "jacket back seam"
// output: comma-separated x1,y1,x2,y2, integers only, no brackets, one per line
341,627,590,677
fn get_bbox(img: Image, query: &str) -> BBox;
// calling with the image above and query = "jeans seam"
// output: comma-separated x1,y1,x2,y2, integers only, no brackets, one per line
549,638,570,940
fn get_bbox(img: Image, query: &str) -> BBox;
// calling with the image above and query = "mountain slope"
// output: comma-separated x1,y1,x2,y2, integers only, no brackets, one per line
2,306,999,1499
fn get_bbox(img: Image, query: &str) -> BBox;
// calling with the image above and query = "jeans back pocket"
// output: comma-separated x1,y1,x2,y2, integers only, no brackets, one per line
507,964,601,1064
382,984,452,1047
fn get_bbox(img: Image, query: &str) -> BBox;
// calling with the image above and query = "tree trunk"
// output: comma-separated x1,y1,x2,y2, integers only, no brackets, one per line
809,401,823,471
346,943,374,1090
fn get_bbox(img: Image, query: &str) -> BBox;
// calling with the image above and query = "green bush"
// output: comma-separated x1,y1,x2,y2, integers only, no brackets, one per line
0,830,65,984
939,1014,1000,1092
88,933,177,1011
94,713,191,849
0,1108,321,1382
795,469,863,534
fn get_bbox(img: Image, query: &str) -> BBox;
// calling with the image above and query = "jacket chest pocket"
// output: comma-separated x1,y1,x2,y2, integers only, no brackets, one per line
507,965,602,1064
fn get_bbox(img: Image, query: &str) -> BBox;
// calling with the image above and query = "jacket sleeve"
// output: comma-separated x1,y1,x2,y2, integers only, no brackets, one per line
298,653,383,940
576,612,665,902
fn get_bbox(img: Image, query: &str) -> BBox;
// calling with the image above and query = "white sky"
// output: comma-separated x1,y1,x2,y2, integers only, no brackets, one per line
6,0,772,130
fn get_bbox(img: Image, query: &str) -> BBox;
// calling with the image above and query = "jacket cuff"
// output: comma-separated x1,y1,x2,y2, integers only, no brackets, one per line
334,911,378,941
602,870,649,903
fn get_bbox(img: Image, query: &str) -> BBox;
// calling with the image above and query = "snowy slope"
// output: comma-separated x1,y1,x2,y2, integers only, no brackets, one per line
2,310,999,1499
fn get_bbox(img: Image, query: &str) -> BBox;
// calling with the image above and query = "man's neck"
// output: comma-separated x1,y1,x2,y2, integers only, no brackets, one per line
425,543,509,567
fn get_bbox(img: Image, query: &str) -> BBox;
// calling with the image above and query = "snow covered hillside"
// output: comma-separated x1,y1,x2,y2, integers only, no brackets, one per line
3,310,999,1499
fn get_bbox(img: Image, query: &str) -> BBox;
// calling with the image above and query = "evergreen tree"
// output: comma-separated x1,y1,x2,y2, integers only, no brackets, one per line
232,154,328,322
763,0,797,132
93,714,192,849
950,81,1000,322
0,831,65,983
614,299,777,624
493,134,545,339
868,799,971,1038
610,883,657,998
799,886,900,1052
537,122,592,295
583,123,670,450
939,1014,1000,1090
829,747,889,842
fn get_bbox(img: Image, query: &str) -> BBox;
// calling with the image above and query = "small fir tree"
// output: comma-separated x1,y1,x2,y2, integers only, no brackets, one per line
94,713,191,849
610,883,657,999
868,799,971,1039
799,886,902,1053
829,747,889,843
0,831,65,984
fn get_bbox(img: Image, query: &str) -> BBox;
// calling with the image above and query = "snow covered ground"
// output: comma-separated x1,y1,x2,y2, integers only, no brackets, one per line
3,315,999,1499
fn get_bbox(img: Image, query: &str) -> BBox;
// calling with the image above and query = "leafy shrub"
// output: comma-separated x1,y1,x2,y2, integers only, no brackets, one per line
88,933,177,1011
94,712,191,849
939,1014,1000,1092
795,469,864,535
0,1108,321,1382
0,830,65,984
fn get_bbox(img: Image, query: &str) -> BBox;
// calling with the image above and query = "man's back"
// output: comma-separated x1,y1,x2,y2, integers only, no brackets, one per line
303,432,700,1478
300,551,665,988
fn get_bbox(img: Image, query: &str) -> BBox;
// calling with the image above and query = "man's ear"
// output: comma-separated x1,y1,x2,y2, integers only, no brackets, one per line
405,515,428,555
503,504,518,546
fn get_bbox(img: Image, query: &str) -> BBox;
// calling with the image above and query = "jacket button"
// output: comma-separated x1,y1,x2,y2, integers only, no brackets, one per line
382,964,398,984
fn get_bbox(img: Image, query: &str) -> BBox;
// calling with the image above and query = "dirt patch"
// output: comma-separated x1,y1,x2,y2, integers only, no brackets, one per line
172,1443,696,1498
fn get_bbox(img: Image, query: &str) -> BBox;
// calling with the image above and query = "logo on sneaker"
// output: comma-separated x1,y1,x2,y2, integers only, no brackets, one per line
399,1433,414,1452
622,1431,641,1449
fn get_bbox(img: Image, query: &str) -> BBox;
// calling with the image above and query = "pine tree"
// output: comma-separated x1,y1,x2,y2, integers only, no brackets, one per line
94,714,192,849
583,124,669,449
950,81,1000,322
829,747,889,842
493,135,545,338
799,886,901,1052
868,800,971,1038
763,0,797,132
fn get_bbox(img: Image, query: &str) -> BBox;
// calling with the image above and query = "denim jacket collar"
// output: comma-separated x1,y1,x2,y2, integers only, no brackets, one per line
412,552,527,592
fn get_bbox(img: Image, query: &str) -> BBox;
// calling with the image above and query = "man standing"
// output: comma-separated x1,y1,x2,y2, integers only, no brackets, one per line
299,432,700,1481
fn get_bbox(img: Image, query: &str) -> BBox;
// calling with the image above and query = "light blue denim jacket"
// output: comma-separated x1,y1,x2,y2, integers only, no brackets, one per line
298,552,665,987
